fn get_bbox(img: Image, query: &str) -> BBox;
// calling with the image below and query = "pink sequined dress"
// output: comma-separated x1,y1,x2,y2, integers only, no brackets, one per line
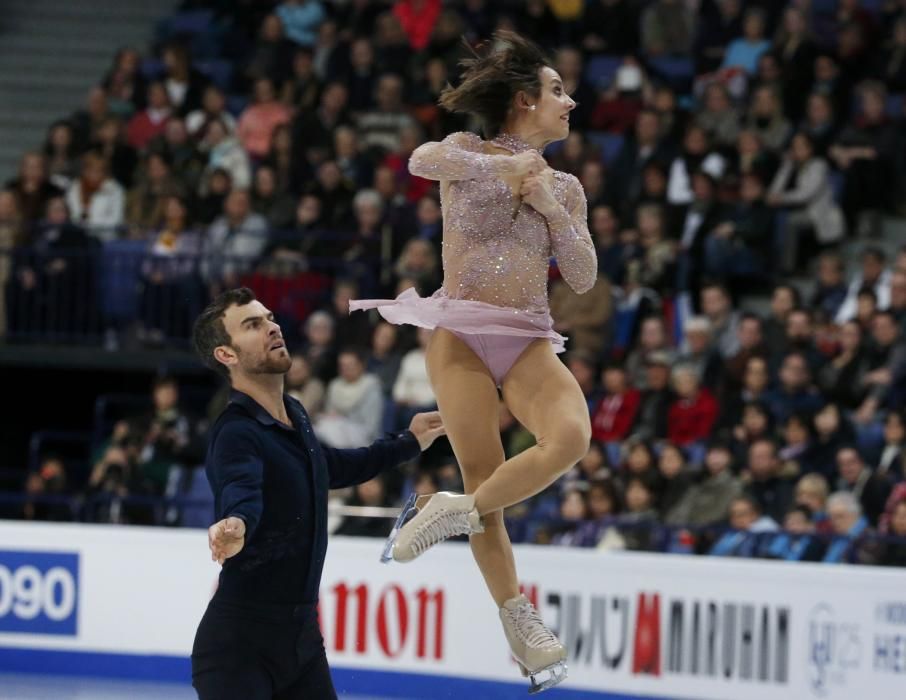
349,131,597,383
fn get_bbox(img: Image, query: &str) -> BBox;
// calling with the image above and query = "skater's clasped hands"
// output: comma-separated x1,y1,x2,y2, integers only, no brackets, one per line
509,150,546,177
520,170,558,217
407,411,446,451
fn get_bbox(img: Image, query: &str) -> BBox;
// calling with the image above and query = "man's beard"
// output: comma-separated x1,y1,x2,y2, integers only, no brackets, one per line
243,350,293,375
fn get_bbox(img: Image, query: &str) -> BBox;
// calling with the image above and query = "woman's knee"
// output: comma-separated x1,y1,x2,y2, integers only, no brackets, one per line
546,415,592,466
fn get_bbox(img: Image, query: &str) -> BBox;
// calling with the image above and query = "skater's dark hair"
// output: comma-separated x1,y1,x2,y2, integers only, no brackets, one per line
439,31,551,138
192,287,257,380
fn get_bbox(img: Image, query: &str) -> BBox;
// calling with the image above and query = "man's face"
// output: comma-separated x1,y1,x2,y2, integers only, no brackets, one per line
784,511,814,534
744,357,768,392
738,318,762,350
338,352,364,382
786,312,811,342
818,257,842,286
603,368,626,393
701,288,727,319
780,355,808,391
729,500,757,530
639,318,665,349
636,112,659,144
748,442,777,480
646,363,670,389
685,328,710,353
153,383,178,412
872,314,899,347
220,301,291,377
837,449,863,484
863,254,884,283
22,154,44,182
828,503,857,535
771,287,794,319
225,191,250,221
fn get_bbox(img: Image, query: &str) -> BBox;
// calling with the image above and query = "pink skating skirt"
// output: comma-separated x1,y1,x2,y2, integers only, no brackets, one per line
348,287,567,353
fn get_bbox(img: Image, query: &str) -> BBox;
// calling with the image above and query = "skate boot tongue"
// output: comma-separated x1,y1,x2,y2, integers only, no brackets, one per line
504,597,559,649
504,594,531,611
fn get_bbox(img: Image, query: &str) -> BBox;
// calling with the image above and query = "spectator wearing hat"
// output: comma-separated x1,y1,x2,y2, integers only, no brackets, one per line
590,62,645,135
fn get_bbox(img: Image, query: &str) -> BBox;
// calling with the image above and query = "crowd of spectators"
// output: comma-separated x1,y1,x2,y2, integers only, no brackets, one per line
7,0,906,566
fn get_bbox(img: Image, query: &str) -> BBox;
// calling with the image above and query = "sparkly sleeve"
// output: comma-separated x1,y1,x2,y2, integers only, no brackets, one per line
546,175,598,294
408,132,516,181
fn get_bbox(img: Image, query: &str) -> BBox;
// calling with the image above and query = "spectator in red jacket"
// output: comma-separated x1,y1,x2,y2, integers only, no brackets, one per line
127,82,172,151
668,363,719,446
591,363,641,443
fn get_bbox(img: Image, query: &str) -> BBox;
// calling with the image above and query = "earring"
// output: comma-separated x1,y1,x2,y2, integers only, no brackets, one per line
529,105,536,111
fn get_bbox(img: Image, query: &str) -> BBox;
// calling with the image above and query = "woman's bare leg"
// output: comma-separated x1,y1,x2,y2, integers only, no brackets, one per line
425,329,519,607
475,339,592,515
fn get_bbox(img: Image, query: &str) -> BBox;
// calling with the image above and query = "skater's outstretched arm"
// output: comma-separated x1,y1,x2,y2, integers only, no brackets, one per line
409,132,544,182
321,411,445,489
207,421,264,563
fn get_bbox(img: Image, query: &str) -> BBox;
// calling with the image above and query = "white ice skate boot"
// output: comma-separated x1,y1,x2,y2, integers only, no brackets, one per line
499,594,568,694
380,492,484,563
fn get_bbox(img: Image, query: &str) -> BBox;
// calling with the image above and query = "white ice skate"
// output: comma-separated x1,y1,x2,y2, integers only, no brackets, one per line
380,491,484,563
500,594,568,694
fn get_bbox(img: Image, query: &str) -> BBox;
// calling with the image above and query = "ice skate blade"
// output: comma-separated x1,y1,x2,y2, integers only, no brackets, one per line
380,492,418,563
520,661,568,694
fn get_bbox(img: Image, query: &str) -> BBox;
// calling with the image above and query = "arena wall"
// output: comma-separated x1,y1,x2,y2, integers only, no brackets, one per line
0,522,903,699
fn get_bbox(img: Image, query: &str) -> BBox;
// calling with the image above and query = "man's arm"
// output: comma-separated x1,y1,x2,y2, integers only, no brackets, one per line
208,421,264,564
322,411,445,489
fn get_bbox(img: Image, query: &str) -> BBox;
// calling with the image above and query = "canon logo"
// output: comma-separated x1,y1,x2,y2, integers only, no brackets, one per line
325,582,445,660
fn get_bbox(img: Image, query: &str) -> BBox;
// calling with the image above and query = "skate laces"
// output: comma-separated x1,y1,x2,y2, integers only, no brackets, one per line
410,505,472,556
509,601,559,649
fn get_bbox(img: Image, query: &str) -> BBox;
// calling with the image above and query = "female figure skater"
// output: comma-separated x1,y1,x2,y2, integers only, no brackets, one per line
350,32,595,692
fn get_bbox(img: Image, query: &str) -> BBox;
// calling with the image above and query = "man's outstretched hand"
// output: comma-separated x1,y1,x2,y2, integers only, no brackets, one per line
408,411,446,451
209,516,246,565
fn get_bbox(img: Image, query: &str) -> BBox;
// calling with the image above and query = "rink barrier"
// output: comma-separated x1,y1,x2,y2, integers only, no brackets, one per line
0,522,904,699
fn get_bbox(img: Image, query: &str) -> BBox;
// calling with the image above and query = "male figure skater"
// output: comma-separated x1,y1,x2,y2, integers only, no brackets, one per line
190,287,445,699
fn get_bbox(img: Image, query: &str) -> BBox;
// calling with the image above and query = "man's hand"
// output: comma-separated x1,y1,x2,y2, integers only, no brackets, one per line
407,411,446,451
208,516,246,565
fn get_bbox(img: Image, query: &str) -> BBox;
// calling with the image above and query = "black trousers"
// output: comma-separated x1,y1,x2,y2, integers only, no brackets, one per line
192,597,337,700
